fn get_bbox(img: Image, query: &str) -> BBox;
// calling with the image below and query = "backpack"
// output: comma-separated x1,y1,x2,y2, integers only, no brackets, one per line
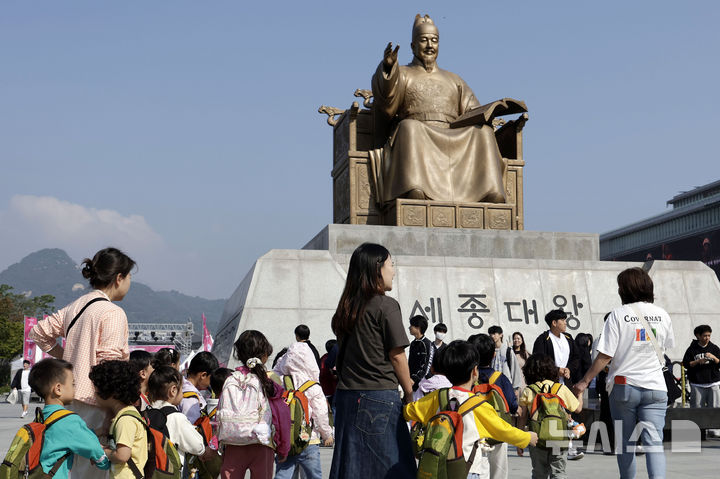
0,408,75,479
185,407,222,479
110,408,182,479
415,389,486,479
471,371,512,425
282,376,319,457
528,382,569,449
216,372,272,446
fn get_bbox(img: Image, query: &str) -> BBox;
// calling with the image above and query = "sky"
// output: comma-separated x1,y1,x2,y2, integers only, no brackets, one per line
1,1,719,299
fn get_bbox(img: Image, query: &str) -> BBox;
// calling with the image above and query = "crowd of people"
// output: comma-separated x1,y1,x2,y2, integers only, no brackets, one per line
5,243,719,479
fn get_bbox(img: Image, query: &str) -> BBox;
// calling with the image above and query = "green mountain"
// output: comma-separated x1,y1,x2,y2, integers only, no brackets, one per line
0,249,225,336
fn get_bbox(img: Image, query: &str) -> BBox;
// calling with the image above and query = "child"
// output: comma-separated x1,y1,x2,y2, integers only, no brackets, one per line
273,341,334,479
469,333,519,477
217,330,290,479
147,366,206,471
180,351,219,425
412,354,452,401
89,360,147,479
129,350,154,411
26,358,110,478
153,347,181,370
210,367,234,401
404,340,537,479
518,354,583,479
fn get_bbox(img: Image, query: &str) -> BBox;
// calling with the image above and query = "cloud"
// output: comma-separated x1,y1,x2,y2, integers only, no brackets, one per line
4,195,163,253
0,195,230,298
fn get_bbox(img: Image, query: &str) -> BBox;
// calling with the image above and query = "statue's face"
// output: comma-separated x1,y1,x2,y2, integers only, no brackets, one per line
411,33,439,66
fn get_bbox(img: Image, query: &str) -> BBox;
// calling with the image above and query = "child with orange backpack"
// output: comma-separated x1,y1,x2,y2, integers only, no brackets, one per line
0,358,110,479
404,340,536,479
180,352,219,425
273,341,334,479
518,354,583,479
468,333,518,479
216,330,290,479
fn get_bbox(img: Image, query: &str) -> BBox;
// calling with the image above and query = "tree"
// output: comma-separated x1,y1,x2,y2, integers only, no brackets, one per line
0,284,55,385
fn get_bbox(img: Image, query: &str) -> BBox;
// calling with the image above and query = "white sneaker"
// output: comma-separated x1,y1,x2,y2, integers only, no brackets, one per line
20,410,27,418
567,448,584,460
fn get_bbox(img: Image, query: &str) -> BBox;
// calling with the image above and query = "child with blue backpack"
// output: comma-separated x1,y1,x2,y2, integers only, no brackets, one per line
404,340,537,479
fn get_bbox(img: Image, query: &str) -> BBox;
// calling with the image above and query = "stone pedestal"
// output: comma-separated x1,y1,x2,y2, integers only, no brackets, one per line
213,225,720,368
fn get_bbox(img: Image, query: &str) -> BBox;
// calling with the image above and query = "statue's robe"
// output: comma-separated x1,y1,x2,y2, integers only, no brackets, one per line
371,58,506,204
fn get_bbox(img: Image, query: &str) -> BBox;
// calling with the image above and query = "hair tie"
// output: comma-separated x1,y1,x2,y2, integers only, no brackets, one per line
246,357,261,369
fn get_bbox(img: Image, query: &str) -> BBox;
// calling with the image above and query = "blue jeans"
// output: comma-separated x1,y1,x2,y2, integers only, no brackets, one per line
329,389,416,479
610,384,667,479
274,444,322,479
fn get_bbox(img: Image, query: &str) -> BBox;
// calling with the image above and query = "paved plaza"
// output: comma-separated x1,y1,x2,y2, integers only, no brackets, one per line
1,402,719,478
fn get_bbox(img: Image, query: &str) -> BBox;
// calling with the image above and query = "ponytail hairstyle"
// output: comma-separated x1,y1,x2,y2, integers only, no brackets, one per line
152,347,180,370
234,330,275,398
81,247,136,290
331,243,390,339
147,366,183,402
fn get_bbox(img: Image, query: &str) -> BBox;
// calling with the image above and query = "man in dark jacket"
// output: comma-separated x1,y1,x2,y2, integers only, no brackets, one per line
408,315,434,391
682,324,720,437
532,309,580,383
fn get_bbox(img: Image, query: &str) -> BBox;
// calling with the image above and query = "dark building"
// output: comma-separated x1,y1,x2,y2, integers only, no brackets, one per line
600,180,720,280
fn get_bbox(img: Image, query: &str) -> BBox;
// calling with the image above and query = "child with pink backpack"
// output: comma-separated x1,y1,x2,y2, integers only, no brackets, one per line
216,330,290,479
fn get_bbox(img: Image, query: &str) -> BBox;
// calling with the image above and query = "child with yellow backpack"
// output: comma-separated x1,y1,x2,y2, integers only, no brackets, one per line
518,354,584,479
273,341,334,479
404,340,537,479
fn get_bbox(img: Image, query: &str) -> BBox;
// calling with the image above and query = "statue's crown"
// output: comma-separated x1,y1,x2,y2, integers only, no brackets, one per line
412,14,438,39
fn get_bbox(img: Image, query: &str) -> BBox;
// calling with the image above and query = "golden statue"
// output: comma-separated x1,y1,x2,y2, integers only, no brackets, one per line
370,14,511,204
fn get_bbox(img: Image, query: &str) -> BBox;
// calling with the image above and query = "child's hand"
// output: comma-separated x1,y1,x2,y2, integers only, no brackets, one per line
527,431,538,447
323,437,334,447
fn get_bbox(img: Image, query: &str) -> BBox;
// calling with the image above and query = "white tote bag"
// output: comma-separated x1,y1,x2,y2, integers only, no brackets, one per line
6,388,18,404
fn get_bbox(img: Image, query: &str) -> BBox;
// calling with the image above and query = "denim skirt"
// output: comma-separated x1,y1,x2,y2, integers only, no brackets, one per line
329,389,416,479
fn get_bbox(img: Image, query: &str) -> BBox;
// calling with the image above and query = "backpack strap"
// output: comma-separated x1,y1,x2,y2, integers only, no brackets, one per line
45,452,73,478
297,381,319,394
283,375,295,391
65,297,109,336
160,406,180,417
183,391,200,401
43,409,76,427
488,371,502,385
112,412,147,479
437,388,450,412
458,394,487,417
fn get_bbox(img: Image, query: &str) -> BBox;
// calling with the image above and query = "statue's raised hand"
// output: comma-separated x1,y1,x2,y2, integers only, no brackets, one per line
383,42,399,72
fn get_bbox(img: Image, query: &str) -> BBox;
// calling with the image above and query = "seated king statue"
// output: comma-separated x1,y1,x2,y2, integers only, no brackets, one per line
370,14,507,204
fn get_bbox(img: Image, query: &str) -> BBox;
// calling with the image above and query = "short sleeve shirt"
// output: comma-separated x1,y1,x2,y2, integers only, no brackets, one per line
337,295,410,390
597,302,675,392
110,406,148,479
520,380,579,413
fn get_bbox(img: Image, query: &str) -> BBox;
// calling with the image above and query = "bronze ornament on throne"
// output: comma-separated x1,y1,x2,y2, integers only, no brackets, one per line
319,14,529,230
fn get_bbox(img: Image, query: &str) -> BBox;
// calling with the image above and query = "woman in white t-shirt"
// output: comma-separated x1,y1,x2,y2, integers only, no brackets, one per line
573,267,674,479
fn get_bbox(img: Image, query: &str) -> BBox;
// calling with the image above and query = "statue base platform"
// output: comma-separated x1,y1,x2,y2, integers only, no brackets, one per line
213,224,720,369
303,224,599,261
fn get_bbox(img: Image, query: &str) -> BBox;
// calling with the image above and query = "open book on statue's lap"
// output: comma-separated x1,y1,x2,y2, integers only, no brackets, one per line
450,98,527,128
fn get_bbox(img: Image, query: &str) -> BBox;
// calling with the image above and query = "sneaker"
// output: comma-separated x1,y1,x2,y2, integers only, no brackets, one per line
20,410,27,418
567,448,585,461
